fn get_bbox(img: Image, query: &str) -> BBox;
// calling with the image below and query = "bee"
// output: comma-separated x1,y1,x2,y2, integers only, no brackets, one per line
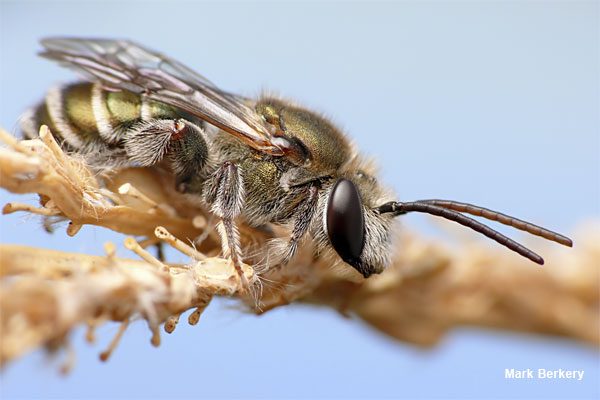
21,37,572,287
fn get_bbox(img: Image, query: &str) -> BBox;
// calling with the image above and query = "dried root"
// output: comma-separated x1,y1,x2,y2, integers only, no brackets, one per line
0,125,597,368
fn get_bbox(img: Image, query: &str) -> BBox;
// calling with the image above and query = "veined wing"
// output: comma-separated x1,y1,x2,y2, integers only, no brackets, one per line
39,37,285,156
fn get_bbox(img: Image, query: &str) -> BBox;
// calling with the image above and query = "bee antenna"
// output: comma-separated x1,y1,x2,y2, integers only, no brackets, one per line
376,200,573,265
416,200,573,247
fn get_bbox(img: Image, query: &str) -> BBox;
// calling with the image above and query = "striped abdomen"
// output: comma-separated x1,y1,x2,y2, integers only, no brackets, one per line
21,82,183,154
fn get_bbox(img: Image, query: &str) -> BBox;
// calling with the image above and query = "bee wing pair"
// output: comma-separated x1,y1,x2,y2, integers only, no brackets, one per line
39,37,286,156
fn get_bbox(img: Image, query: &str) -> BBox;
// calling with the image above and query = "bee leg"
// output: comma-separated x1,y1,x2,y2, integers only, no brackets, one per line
279,186,319,265
205,162,248,290
123,119,209,192
166,120,210,193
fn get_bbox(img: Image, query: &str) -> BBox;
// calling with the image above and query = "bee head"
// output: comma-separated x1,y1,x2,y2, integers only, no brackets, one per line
324,172,574,277
324,176,394,278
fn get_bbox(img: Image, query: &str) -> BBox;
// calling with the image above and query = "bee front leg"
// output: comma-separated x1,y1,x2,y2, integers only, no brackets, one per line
280,185,319,265
204,161,248,290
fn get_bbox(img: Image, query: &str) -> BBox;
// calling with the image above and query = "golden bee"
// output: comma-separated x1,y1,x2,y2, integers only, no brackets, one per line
21,37,572,286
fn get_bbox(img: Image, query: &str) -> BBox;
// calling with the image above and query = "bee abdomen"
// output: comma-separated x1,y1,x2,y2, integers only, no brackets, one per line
22,82,106,151
20,82,181,154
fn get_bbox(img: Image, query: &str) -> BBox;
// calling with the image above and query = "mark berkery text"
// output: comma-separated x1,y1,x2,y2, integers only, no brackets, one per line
505,369,584,381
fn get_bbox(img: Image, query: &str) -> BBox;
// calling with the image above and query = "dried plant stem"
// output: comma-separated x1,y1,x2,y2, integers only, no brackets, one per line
0,241,253,363
0,125,598,367
299,230,599,346
0,126,208,242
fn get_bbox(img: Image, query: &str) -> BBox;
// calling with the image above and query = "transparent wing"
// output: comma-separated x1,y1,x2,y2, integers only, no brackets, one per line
39,37,285,155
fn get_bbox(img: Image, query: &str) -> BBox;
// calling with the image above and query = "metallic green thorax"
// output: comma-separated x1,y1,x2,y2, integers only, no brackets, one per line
256,99,349,175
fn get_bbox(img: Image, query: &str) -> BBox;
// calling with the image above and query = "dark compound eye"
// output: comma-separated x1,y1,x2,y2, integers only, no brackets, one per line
326,178,365,267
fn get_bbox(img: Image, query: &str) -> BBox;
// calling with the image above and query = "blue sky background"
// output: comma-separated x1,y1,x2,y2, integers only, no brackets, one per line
0,1,598,399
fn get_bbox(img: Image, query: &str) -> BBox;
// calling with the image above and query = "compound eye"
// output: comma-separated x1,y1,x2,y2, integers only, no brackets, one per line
326,178,365,264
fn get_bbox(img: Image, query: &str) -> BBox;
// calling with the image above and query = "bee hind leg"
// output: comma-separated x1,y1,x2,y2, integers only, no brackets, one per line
205,161,249,291
123,118,209,192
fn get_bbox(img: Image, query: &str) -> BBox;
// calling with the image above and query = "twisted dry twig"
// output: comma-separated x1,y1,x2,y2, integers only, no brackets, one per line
0,125,597,368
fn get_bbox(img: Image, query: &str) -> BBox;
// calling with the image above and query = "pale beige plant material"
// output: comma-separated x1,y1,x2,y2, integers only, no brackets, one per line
0,126,598,368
